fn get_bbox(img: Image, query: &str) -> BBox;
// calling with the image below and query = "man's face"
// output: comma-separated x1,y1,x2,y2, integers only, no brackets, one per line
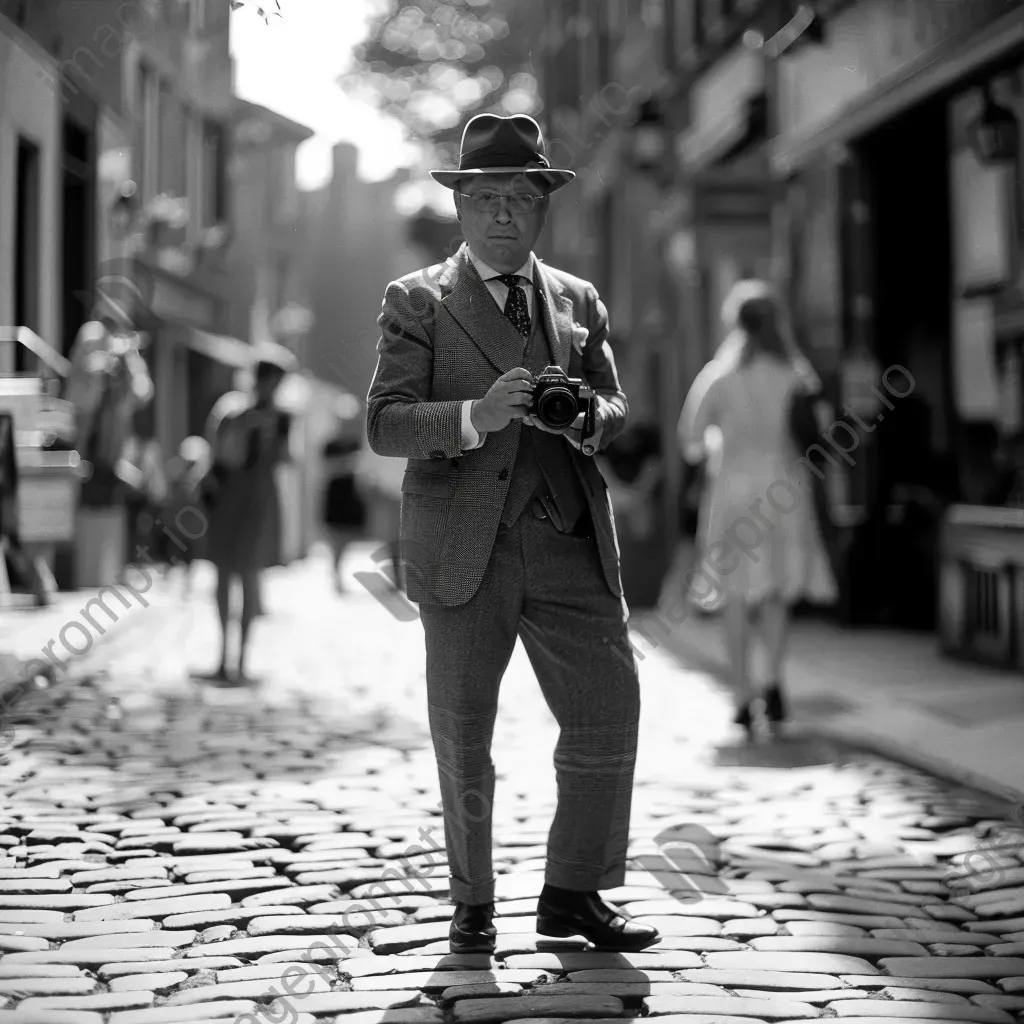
455,174,549,273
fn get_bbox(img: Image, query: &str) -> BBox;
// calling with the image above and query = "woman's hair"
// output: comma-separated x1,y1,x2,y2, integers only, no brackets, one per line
721,279,790,367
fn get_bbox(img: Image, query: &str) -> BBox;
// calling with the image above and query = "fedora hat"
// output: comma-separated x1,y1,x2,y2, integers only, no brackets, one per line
430,113,575,193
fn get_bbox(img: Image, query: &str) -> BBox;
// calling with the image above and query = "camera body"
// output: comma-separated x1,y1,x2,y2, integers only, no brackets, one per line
529,365,598,454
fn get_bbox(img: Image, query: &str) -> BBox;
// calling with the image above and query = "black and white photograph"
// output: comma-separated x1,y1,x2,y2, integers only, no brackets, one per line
2,0,1024,1020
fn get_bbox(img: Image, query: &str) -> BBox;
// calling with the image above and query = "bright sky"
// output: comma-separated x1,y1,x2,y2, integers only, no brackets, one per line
229,0,422,191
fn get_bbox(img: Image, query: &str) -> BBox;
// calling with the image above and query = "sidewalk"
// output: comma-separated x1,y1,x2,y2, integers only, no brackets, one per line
0,567,183,709
651,604,1024,803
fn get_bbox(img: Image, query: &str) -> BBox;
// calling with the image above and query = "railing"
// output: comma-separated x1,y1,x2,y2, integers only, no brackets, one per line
0,327,72,378
939,504,1024,671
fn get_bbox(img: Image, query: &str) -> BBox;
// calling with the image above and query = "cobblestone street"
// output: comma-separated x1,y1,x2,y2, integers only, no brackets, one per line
1,550,1023,1023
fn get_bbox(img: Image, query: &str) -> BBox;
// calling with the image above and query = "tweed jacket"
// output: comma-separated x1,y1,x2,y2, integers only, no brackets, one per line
366,243,628,607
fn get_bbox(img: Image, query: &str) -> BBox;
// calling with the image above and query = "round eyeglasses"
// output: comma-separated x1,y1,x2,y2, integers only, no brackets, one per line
458,190,538,215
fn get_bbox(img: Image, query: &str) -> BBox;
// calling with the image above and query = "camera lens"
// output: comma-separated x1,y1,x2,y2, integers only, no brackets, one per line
536,386,578,429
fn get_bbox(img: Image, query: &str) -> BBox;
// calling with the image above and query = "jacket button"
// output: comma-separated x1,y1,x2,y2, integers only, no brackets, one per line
498,468,509,480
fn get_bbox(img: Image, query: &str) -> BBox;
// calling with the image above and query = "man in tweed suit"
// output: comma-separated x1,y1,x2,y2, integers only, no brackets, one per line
366,114,658,954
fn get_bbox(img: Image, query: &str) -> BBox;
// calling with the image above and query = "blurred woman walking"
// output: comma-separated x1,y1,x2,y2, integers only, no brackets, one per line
199,351,296,686
678,280,837,740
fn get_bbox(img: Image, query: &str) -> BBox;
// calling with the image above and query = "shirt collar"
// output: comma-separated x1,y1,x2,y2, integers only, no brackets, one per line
468,248,534,285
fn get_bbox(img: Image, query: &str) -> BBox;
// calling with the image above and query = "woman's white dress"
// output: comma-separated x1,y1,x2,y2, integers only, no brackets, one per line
679,348,838,610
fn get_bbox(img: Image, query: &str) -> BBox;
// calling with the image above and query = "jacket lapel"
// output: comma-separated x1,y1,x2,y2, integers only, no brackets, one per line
534,258,573,372
440,245,525,375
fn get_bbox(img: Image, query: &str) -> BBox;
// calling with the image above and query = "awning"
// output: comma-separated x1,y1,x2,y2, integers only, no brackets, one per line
676,97,766,173
770,2,1024,174
675,44,766,175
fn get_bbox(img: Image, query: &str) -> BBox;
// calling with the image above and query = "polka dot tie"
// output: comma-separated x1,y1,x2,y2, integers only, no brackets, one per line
497,274,531,339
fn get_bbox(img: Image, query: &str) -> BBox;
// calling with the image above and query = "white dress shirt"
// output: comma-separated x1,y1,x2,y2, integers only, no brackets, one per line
459,251,535,451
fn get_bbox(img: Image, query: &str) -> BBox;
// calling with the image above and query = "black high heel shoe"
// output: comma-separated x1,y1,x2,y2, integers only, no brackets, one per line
733,702,755,741
764,683,787,728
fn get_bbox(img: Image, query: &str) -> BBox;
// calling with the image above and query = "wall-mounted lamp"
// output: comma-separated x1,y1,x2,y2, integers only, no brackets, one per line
971,84,1019,165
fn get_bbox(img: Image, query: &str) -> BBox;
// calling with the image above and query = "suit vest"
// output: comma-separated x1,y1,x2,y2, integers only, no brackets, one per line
499,302,589,531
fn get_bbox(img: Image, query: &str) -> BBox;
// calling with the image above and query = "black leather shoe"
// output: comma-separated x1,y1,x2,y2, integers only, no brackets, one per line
536,885,659,951
449,901,496,954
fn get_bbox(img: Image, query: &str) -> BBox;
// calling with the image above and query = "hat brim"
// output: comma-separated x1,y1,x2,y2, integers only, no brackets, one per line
430,167,575,192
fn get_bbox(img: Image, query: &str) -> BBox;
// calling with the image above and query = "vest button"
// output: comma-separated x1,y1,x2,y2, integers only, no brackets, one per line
429,449,444,459
498,468,509,481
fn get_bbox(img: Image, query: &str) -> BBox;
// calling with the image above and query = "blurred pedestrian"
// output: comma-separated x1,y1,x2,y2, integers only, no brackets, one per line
65,302,153,508
198,350,297,686
678,279,837,741
320,423,366,593
164,436,212,594
118,435,167,566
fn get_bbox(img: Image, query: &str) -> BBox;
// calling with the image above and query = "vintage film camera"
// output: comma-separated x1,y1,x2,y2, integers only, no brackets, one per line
530,366,597,455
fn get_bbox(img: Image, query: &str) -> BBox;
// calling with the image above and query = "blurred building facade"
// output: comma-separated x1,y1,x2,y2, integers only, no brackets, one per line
529,0,1024,659
218,98,314,563
0,0,63,370
225,98,312,352
305,142,424,405
54,0,235,455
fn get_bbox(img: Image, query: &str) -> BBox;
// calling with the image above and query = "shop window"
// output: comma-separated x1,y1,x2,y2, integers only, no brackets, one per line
203,120,227,225
159,85,187,198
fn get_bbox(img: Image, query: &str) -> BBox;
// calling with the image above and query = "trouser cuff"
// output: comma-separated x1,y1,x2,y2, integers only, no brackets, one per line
448,877,495,904
544,861,626,893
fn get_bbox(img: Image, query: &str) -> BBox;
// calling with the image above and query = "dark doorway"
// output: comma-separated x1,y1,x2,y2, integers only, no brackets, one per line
62,115,95,358
14,137,41,372
851,99,957,630
864,99,953,428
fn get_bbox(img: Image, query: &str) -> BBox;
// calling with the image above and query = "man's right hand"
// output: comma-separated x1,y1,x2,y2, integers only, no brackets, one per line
470,368,534,434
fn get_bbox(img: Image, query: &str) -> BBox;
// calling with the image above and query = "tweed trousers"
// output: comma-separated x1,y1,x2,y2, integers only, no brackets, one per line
418,510,640,905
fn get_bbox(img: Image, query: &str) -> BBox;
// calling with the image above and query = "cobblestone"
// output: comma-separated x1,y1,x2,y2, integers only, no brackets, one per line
2,557,1024,1022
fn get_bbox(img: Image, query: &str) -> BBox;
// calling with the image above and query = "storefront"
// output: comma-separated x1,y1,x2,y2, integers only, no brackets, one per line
675,38,776,378
142,261,233,456
770,0,1024,653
